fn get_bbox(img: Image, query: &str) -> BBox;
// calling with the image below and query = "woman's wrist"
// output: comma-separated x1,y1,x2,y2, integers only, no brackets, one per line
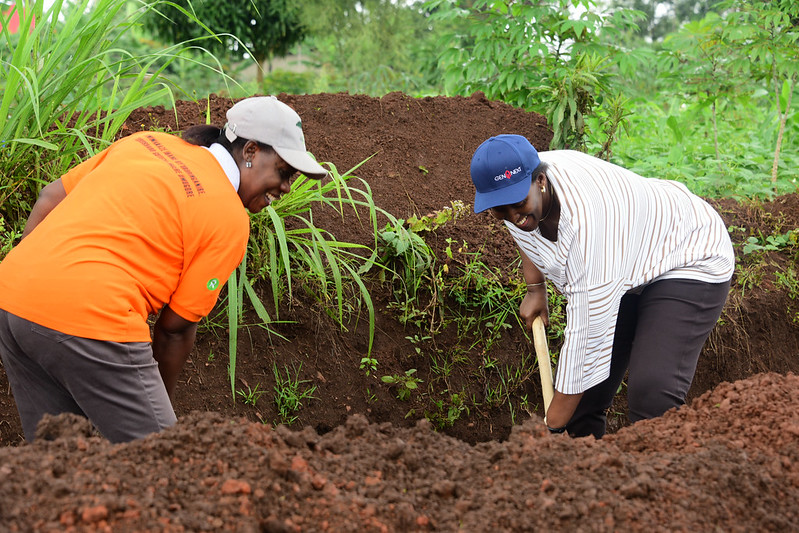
526,281,546,292
544,416,567,434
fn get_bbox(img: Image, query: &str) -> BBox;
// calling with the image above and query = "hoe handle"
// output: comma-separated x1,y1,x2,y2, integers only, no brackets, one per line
532,317,555,414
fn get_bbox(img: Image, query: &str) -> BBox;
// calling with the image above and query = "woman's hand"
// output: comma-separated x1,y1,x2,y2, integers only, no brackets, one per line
520,285,549,329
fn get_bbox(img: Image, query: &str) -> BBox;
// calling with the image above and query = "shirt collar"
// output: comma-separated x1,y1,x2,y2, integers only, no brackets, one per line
203,143,240,191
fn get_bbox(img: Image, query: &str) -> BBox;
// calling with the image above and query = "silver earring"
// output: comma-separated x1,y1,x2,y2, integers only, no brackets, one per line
245,161,252,168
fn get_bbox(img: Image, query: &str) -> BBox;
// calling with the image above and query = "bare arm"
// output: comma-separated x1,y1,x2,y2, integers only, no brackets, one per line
21,178,67,239
517,248,582,430
518,247,550,328
544,391,583,430
152,305,198,398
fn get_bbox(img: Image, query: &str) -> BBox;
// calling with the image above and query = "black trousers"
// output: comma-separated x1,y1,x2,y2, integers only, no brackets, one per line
566,278,731,439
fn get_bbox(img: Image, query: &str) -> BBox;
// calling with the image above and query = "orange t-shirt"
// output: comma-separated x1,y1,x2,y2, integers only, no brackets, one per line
0,132,250,342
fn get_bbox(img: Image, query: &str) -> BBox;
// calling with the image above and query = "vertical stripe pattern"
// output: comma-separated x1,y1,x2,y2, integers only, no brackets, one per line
506,151,734,394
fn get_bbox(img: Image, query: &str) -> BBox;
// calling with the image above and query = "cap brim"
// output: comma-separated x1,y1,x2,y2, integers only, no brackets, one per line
473,175,532,213
274,147,328,180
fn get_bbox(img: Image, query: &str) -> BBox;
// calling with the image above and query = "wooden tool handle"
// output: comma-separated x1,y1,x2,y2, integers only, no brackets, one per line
532,316,555,414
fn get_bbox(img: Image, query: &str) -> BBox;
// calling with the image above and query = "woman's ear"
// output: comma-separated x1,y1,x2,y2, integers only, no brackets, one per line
534,171,547,189
244,140,258,161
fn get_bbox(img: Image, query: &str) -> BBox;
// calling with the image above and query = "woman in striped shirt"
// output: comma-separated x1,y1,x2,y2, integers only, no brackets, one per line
470,134,734,438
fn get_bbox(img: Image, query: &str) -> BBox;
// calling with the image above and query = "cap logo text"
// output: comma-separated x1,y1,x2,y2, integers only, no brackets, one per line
494,166,522,181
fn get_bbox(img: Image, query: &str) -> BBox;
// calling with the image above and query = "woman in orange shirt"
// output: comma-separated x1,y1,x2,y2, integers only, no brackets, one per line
0,97,327,443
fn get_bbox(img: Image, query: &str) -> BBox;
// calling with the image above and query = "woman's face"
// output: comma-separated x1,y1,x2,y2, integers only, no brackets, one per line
238,142,296,213
489,176,548,232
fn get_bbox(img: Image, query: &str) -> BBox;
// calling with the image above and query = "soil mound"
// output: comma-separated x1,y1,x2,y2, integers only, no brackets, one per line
2,92,799,529
0,372,796,531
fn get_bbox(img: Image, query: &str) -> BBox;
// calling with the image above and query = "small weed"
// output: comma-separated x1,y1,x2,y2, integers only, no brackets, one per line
776,268,799,299
735,262,764,296
236,383,264,406
404,200,468,233
273,362,317,425
425,391,469,429
382,369,422,401
429,348,468,379
360,356,379,376
405,334,431,355
365,387,378,404
775,268,799,322
482,354,498,370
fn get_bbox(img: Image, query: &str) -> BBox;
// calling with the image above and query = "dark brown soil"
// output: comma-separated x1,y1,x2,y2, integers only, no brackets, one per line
1,92,799,531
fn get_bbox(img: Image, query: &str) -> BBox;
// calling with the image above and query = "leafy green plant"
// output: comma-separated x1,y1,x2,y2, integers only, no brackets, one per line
742,229,797,254
273,362,317,425
378,219,435,300
719,0,799,191
530,53,613,150
381,369,422,401
248,159,381,356
426,390,469,429
426,0,643,149
359,356,378,376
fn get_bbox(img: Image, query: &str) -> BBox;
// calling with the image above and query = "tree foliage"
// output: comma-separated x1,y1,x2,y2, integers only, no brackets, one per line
720,0,799,189
609,0,717,41
298,0,442,95
426,0,645,149
143,0,305,83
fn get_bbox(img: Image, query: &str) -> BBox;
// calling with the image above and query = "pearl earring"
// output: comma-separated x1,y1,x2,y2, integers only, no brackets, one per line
245,161,252,168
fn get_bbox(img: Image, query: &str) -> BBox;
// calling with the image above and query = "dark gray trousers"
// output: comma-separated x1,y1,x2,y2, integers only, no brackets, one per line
566,278,731,439
0,309,176,443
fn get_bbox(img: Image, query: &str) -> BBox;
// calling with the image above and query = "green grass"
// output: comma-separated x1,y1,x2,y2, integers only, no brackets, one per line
0,0,237,222
273,362,317,425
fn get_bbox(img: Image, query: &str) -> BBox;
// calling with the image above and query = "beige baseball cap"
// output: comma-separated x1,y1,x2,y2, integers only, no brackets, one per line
224,96,328,179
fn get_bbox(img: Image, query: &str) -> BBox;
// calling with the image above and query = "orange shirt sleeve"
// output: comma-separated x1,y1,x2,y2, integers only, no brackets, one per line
61,144,115,193
167,201,250,323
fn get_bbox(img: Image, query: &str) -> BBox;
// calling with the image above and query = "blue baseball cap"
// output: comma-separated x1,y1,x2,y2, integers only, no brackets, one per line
470,134,540,213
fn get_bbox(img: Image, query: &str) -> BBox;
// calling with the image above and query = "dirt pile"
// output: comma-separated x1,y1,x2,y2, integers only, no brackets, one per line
0,372,796,531
2,91,799,530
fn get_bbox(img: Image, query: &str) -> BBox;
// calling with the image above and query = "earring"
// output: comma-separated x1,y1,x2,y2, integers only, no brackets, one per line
245,161,252,168
541,186,545,193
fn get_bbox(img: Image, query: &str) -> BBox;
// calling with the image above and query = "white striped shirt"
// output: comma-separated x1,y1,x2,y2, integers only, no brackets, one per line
506,151,734,394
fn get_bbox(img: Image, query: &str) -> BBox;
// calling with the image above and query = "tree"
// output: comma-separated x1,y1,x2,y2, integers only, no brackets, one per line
143,0,305,85
299,0,442,95
425,0,644,149
661,13,737,165
609,0,717,41
721,0,799,191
